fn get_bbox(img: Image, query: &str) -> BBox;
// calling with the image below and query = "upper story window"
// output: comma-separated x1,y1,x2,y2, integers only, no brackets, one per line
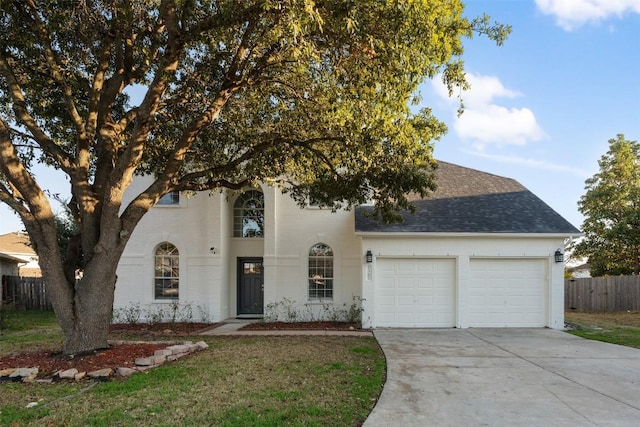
233,190,264,238
157,191,180,206
308,243,333,300
154,242,179,299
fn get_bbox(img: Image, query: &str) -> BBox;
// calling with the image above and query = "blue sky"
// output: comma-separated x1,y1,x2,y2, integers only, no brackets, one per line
1,0,639,234
425,0,640,230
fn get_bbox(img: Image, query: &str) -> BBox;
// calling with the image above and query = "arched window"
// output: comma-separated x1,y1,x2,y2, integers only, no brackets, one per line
308,243,333,300
154,242,179,299
233,190,264,237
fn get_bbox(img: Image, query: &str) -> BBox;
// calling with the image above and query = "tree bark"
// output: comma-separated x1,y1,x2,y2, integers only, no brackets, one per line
65,269,117,354
33,218,124,355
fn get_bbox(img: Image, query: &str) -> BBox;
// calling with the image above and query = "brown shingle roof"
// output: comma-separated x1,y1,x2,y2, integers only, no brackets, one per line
0,232,36,255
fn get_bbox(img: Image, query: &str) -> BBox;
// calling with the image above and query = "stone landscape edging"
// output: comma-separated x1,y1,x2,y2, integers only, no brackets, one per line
0,340,209,383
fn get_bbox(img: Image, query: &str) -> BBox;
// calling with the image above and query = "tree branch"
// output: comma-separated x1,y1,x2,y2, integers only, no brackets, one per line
175,135,343,190
0,52,73,173
101,0,185,231
0,119,53,229
24,0,86,139
159,17,263,184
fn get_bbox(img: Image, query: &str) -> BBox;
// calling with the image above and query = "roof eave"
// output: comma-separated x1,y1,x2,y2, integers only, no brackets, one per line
355,231,584,239
0,251,28,263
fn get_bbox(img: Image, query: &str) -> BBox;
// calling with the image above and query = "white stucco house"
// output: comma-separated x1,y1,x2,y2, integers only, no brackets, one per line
114,162,581,329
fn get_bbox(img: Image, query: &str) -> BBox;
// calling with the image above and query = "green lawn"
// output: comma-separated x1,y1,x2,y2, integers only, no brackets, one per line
565,311,640,349
0,309,385,426
0,308,63,356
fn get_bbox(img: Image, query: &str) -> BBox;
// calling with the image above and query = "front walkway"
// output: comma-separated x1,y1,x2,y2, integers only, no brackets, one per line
199,320,373,337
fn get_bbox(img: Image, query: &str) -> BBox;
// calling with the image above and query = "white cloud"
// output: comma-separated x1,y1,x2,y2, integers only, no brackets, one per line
535,0,640,30
431,72,545,147
456,105,544,146
432,73,519,107
460,74,520,108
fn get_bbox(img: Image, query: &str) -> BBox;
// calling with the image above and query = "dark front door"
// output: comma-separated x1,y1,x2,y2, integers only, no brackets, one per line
237,258,264,316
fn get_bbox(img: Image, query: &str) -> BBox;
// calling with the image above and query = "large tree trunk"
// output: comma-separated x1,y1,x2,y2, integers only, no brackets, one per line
62,264,117,354
39,240,122,355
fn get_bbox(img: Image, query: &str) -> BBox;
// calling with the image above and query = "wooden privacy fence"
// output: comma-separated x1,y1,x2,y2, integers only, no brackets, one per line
1,275,52,310
565,276,640,312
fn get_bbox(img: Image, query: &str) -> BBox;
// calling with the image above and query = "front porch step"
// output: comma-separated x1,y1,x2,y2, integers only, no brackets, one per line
234,315,264,320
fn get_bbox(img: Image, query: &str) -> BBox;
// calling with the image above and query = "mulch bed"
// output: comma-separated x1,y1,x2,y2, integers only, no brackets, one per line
108,322,220,336
0,342,168,378
0,322,218,379
241,321,360,330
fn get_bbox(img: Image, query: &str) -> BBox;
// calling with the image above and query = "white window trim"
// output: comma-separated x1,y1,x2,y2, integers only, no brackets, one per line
156,191,185,208
153,242,180,301
233,190,265,238
307,243,334,301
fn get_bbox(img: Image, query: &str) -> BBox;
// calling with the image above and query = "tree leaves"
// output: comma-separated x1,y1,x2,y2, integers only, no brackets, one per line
574,134,640,276
0,0,511,355
1,1,511,225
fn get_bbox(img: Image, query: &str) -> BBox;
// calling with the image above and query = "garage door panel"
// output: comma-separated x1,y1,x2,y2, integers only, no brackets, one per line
507,295,526,306
376,258,455,328
417,278,434,289
469,259,546,327
397,278,414,289
377,313,394,324
397,295,414,306
508,312,538,324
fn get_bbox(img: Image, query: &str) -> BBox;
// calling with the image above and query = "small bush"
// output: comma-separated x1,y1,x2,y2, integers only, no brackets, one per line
114,301,201,324
265,295,365,326
196,304,211,323
112,303,141,324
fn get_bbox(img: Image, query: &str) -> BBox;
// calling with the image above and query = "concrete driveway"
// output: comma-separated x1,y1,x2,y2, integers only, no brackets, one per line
364,328,640,426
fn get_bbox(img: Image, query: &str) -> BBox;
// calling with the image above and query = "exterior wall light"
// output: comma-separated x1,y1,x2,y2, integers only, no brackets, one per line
554,249,564,263
366,250,373,263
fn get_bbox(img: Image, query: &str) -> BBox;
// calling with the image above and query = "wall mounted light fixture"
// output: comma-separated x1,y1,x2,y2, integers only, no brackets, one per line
365,250,373,263
554,249,564,263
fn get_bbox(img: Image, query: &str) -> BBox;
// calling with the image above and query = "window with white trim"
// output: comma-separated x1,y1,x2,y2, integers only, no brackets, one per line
308,243,333,300
154,242,179,299
157,191,180,205
233,190,264,237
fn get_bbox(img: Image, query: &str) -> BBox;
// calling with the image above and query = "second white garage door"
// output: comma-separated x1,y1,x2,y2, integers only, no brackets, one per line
376,258,455,327
468,258,547,327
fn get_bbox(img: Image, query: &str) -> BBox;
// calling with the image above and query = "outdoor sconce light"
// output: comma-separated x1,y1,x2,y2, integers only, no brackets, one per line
554,249,564,263
365,250,373,263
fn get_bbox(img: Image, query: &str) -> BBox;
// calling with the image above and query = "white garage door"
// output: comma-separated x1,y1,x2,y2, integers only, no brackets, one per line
468,259,547,327
376,258,455,327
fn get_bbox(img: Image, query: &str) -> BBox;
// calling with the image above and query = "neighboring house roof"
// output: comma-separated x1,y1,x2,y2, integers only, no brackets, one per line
355,161,582,235
567,263,591,278
0,232,41,277
0,232,35,255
